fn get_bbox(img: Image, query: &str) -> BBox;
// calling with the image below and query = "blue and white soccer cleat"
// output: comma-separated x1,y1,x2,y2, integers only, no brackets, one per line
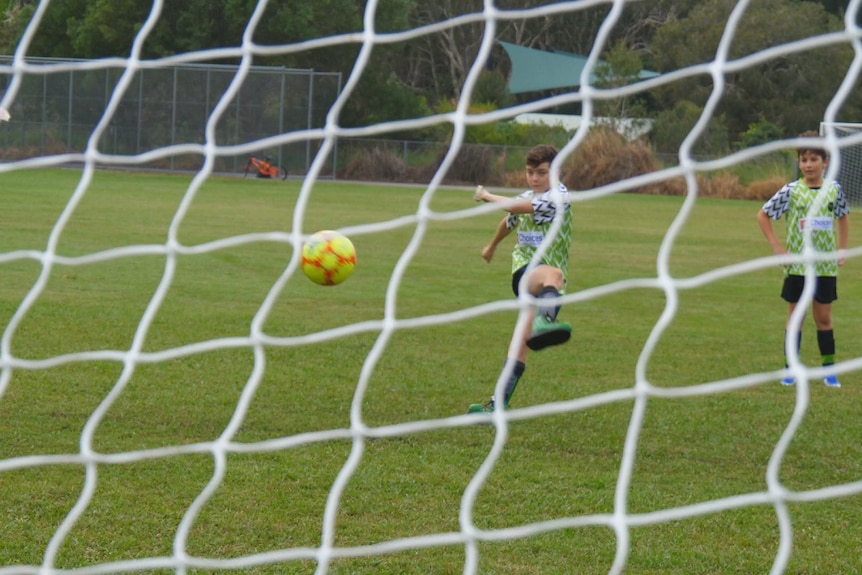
823,375,841,388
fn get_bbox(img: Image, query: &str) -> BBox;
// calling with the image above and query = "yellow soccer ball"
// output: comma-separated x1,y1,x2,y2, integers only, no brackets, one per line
301,230,357,286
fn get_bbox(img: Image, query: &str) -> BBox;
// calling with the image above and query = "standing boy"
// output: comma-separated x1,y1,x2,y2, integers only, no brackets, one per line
468,144,573,413
757,131,850,387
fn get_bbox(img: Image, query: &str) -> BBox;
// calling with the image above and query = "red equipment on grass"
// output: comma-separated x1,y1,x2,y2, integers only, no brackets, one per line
244,156,287,180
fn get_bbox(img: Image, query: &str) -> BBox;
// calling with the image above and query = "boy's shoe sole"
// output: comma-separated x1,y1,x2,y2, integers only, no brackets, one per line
780,377,795,386
823,376,841,388
526,322,572,351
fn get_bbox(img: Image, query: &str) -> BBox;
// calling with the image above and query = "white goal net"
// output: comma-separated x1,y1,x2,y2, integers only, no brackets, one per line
2,1,862,575
821,121,862,205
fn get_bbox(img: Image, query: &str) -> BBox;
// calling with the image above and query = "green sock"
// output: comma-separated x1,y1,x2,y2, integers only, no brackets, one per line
817,329,835,366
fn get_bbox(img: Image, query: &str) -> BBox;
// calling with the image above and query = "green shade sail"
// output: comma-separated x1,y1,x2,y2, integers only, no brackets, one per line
498,40,658,94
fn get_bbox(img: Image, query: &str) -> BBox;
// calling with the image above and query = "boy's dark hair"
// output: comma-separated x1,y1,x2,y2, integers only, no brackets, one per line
797,130,828,160
525,144,558,167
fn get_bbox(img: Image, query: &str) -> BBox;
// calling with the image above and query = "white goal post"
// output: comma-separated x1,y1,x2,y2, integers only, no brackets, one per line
820,121,862,205
1,2,862,575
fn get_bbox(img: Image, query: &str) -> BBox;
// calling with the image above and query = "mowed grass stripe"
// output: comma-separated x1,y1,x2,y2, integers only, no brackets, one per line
0,169,859,574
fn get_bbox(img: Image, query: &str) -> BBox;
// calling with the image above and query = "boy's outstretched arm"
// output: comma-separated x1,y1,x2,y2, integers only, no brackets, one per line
757,209,785,257
475,185,533,214
481,215,511,263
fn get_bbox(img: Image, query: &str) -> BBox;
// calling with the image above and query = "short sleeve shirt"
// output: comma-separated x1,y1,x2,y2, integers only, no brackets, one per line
761,179,849,277
507,184,573,291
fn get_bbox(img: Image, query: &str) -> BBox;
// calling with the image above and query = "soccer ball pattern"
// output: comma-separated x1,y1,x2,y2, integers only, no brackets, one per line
301,230,357,286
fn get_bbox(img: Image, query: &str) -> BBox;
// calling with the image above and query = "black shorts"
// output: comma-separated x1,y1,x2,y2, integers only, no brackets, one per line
512,265,562,315
781,275,838,304
512,265,529,296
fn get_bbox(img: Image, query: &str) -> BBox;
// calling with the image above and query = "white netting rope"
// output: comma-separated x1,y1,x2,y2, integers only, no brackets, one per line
1,1,862,574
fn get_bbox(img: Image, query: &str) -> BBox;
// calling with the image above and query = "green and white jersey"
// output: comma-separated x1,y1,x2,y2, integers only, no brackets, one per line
507,183,573,291
761,178,849,277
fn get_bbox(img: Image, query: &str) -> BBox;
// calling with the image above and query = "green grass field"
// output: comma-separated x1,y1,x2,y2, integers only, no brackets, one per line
0,169,860,574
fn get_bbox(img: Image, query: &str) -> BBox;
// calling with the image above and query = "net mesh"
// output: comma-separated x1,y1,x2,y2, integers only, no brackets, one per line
1,1,862,575
821,121,862,205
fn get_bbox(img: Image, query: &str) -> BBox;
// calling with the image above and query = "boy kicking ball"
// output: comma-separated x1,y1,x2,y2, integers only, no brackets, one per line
468,144,573,413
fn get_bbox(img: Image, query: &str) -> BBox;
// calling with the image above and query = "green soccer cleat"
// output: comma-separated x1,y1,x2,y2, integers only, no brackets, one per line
526,316,572,351
467,398,500,414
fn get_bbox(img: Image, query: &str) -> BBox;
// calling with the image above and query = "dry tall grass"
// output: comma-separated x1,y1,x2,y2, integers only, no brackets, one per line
341,148,407,181
557,128,787,201
562,129,659,193
337,128,791,201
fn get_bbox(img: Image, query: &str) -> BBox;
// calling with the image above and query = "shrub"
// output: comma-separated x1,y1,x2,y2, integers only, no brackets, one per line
339,148,406,181
700,172,744,199
439,145,503,185
562,128,659,192
343,70,441,141
629,172,784,200
434,100,571,148
739,118,784,148
743,176,786,201
490,128,787,200
472,70,516,109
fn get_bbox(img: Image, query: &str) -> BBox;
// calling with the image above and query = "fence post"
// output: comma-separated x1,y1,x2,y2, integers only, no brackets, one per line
279,67,286,171
41,71,47,154
235,78,241,167
137,71,144,155
65,69,71,152
306,70,314,175
171,67,178,170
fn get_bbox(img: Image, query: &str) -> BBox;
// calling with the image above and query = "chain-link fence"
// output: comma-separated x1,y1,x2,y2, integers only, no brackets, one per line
0,59,799,194
0,57,341,177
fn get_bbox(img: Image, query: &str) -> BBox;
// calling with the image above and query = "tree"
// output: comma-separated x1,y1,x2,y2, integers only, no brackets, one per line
652,99,730,156
471,69,515,108
403,0,614,100
651,0,858,142
594,40,651,137
66,0,150,57
0,0,90,57
2,0,857,148
405,0,486,99
739,117,783,148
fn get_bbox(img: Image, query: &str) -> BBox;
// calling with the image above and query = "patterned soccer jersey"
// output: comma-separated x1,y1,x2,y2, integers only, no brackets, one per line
507,184,573,291
761,179,849,277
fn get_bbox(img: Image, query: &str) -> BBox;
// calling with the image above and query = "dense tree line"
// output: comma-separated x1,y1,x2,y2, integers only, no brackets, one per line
0,0,858,154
